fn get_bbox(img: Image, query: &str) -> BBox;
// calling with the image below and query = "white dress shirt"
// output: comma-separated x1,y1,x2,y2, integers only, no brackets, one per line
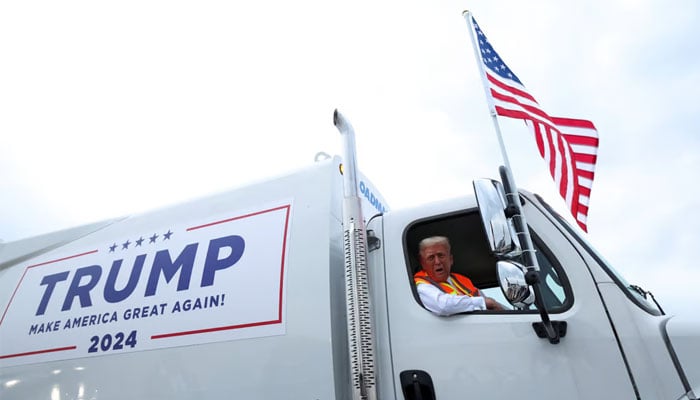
416,277,486,316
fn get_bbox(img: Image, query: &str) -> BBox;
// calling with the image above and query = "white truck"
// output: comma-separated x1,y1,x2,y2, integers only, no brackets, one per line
0,111,698,400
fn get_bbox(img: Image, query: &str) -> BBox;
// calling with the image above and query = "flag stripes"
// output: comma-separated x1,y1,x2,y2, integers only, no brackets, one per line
471,16,599,231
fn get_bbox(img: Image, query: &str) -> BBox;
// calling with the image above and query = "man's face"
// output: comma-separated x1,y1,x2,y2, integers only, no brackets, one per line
419,243,453,282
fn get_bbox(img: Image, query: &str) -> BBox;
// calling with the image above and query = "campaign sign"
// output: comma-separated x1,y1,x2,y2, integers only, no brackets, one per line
0,203,291,367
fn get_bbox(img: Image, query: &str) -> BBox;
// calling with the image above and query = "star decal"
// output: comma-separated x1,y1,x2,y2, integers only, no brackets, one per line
110,229,174,251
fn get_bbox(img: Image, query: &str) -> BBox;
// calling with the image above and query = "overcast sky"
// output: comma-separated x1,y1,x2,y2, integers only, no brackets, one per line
1,1,698,317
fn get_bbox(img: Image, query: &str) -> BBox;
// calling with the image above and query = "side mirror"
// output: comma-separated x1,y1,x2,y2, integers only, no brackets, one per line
497,260,535,309
473,179,520,256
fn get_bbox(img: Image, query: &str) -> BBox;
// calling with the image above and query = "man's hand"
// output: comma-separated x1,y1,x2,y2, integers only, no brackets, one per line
484,297,506,311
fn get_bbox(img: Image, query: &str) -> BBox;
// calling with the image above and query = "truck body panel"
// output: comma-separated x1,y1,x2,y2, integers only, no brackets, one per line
527,194,688,399
0,159,353,400
666,316,700,397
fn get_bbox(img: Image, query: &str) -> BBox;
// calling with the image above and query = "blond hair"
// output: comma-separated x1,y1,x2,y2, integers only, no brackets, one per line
418,236,451,255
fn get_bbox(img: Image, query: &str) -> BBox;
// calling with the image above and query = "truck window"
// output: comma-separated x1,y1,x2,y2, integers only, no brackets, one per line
405,210,572,313
532,193,662,316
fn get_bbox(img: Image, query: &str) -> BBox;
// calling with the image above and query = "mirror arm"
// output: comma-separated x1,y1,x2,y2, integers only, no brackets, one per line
498,166,564,344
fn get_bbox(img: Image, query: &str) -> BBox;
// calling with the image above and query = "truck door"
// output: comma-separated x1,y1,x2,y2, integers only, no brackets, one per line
378,202,638,399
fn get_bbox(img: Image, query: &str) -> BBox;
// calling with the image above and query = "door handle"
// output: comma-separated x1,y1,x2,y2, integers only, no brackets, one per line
400,370,435,400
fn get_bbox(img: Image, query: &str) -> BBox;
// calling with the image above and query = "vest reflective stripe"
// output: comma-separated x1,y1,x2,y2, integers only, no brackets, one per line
414,270,478,297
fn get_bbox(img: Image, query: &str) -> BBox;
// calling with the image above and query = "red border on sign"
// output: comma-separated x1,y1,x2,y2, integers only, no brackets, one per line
151,204,291,339
0,204,291,360
0,250,97,360
0,250,99,327
0,345,77,360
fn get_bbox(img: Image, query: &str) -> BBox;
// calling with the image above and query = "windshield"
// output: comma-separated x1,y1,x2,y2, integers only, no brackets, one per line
531,194,662,316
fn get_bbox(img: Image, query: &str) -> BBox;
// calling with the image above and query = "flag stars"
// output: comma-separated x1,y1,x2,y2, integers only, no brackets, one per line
163,230,173,240
473,19,523,85
135,237,144,247
122,240,131,250
149,233,159,243
109,243,117,253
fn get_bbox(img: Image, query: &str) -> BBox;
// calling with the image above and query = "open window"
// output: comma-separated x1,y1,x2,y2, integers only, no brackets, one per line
404,209,572,313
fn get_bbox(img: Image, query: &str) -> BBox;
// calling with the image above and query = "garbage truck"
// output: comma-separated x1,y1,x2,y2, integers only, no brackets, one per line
0,111,697,399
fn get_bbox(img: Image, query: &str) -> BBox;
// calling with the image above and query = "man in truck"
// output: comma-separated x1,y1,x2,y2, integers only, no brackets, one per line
414,236,505,315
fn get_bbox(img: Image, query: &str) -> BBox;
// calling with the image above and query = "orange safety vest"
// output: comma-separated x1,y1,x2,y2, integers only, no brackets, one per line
414,270,479,297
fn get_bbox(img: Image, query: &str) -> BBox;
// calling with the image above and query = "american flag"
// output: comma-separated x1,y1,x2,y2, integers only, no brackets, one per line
471,16,599,232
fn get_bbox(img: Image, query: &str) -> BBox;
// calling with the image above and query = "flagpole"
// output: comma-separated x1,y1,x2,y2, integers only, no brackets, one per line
463,10,526,255
463,10,513,173
463,11,565,344
463,9,537,270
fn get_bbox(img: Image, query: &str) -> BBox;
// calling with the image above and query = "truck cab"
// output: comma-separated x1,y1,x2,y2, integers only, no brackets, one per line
368,187,699,399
